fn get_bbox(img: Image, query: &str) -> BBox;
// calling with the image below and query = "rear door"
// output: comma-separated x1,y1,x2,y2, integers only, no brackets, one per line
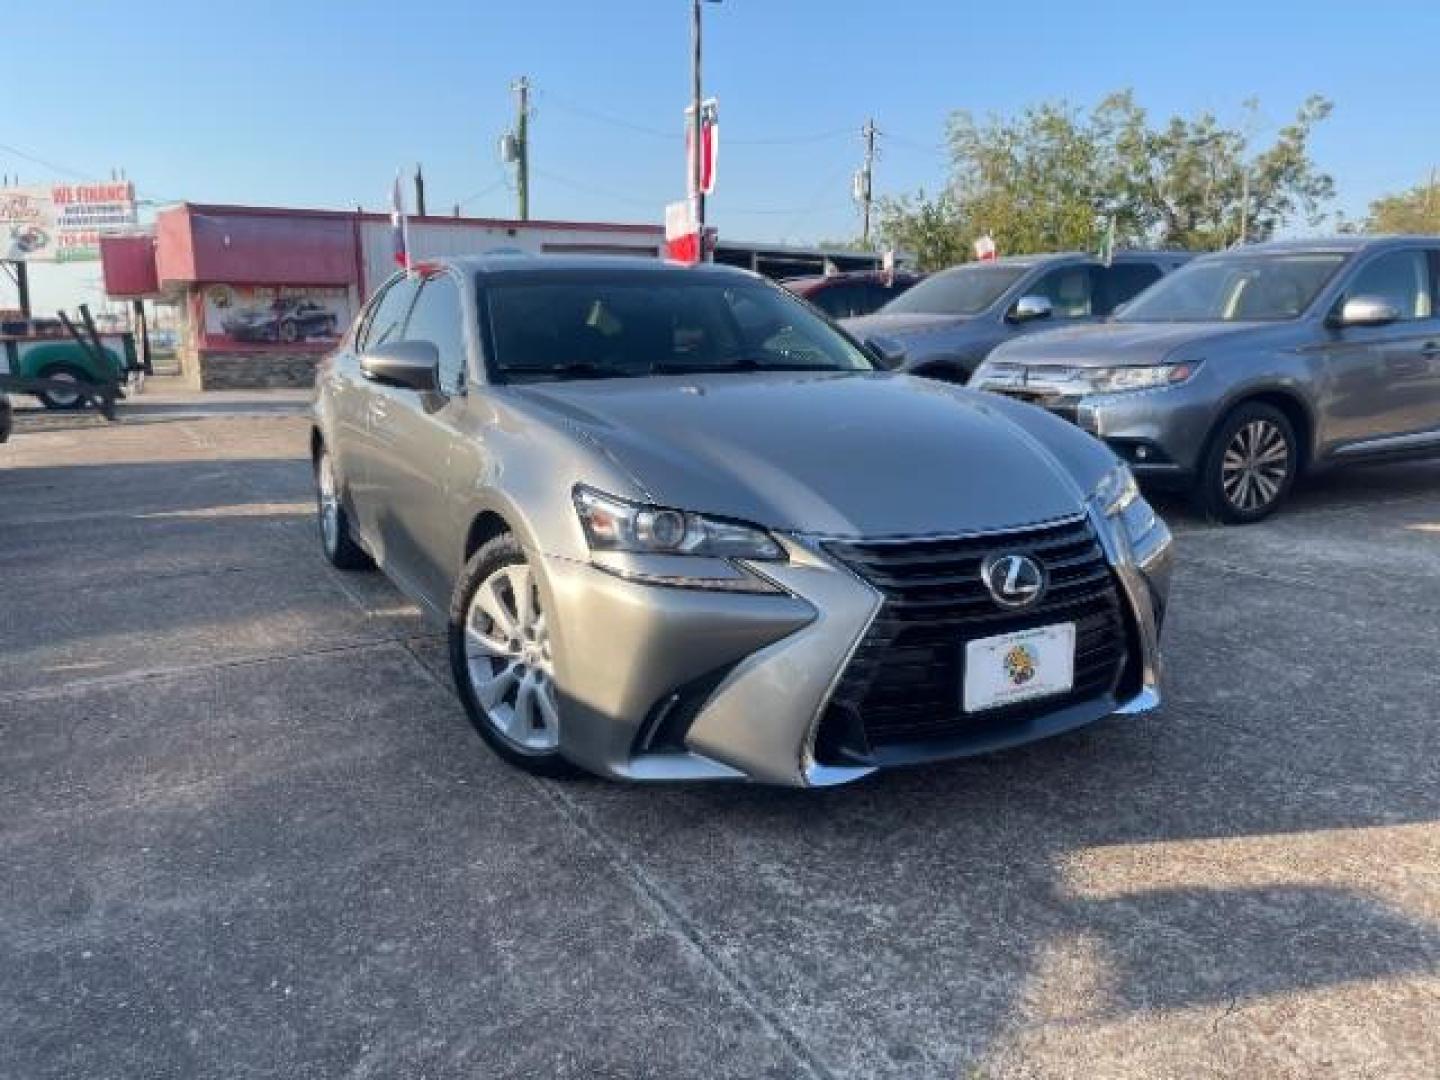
1317,247,1440,450
363,270,474,611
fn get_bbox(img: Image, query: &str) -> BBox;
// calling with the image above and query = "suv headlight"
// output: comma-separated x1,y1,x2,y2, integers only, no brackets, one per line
574,486,785,562
1090,463,1159,545
1081,361,1201,394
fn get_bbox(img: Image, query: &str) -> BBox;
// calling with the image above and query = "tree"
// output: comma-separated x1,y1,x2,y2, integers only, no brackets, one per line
1360,175,1440,234
875,92,1336,269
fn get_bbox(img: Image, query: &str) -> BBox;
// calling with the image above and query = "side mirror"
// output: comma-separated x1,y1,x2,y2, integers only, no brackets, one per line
1332,295,1401,329
1009,295,1053,323
360,340,440,391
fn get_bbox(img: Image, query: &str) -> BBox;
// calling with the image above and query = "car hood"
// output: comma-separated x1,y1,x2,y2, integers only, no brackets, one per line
841,311,971,342
989,320,1268,367
508,372,1096,538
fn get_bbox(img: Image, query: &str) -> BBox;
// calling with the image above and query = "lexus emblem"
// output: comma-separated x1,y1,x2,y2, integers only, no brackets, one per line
981,553,1047,609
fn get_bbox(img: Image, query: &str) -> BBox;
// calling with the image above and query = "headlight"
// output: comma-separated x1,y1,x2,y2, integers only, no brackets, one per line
1090,463,1158,543
573,486,784,561
1081,361,1201,394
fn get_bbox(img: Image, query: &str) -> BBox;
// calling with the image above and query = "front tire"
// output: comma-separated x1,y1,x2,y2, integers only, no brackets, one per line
448,534,579,778
314,447,374,570
1196,403,1298,524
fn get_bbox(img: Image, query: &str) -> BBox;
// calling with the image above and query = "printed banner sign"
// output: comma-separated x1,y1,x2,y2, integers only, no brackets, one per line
203,285,353,348
0,182,138,262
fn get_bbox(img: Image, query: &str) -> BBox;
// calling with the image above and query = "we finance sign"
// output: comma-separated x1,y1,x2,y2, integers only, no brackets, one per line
1,181,138,262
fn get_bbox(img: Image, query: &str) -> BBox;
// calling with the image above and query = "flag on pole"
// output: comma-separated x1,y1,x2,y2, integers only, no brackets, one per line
684,99,720,197
1098,216,1116,267
390,172,410,270
973,234,997,262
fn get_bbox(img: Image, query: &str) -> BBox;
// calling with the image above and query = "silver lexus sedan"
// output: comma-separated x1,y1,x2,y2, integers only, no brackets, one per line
311,256,1173,786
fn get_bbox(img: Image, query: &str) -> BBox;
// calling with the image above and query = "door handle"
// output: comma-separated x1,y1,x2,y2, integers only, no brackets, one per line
1420,342,1440,357
368,398,389,422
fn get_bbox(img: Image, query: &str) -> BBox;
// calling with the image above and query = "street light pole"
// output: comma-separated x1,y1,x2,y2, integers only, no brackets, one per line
691,0,705,251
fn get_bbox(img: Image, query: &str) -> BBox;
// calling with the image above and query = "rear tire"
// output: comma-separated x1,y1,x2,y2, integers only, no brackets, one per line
1195,402,1298,524
37,364,93,411
448,534,581,779
314,446,374,570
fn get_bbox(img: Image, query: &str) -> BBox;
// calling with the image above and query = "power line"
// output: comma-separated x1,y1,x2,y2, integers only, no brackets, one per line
534,88,853,147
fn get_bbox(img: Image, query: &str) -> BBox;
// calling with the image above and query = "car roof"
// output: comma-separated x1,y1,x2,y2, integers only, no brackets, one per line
782,271,919,288
436,253,762,283
937,250,1192,273
1207,235,1440,258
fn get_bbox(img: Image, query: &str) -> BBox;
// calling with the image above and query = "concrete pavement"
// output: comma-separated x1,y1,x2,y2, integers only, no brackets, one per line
2,393,1437,1078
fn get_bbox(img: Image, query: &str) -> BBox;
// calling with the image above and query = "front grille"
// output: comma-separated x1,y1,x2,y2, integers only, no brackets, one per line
819,516,1129,759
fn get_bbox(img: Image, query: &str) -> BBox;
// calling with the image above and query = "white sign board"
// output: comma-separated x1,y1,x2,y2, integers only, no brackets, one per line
0,182,138,262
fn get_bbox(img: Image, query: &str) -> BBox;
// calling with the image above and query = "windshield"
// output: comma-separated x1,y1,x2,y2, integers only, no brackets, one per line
1119,253,1347,322
485,277,874,381
880,264,1026,316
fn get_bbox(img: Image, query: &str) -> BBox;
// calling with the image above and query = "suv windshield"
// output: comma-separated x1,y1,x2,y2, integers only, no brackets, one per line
880,264,1026,316
485,277,873,381
1119,253,1347,322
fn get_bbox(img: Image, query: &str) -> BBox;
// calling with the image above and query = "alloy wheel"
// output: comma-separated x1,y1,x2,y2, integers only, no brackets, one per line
316,453,340,554
464,563,560,753
1221,419,1290,513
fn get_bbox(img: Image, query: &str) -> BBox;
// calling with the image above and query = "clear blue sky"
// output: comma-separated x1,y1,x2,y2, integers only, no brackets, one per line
5,0,1439,310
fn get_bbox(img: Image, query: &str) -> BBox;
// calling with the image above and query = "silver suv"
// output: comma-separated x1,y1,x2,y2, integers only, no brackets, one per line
973,237,1440,522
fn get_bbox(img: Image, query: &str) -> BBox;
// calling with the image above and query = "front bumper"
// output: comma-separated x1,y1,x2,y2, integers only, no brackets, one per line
979,381,1213,479
541,510,1172,788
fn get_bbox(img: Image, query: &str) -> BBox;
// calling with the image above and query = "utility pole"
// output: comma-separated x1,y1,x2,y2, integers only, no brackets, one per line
15,261,30,319
414,163,426,217
513,76,531,221
690,1,705,250
860,118,877,246
1238,168,1249,246
1426,165,1438,220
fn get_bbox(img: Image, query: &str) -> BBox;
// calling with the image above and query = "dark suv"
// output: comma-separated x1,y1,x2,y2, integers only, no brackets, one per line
782,271,921,319
843,251,1191,382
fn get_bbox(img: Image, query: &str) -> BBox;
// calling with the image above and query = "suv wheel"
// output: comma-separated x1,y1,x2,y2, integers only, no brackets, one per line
448,534,579,778
314,447,374,569
1197,403,1298,524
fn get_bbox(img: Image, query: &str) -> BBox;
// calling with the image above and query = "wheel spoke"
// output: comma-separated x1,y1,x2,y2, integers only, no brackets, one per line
474,579,519,641
506,565,534,634
465,622,512,658
1254,442,1288,466
1251,470,1278,503
534,680,560,734
476,660,521,710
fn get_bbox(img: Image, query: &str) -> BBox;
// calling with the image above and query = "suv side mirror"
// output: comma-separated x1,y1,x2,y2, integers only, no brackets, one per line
1009,295,1053,323
1333,295,1401,328
360,340,440,391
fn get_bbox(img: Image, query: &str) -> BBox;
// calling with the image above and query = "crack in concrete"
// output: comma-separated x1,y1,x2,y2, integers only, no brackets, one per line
390,640,837,1080
0,636,419,707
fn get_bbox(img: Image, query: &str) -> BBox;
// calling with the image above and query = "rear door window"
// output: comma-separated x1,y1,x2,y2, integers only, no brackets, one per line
1100,263,1164,315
